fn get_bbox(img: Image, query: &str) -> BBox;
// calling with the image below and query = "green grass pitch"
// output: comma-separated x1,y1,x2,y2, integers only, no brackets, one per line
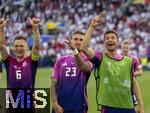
1,68,150,113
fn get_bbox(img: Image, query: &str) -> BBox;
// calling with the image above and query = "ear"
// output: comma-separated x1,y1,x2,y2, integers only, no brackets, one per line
26,45,29,50
25,42,29,50
12,46,15,51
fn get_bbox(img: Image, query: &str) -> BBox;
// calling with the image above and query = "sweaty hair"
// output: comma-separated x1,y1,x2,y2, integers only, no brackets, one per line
14,35,27,42
71,30,85,38
104,30,118,40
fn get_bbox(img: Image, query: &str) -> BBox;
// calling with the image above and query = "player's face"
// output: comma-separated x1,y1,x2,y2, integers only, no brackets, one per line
122,43,130,56
13,39,27,59
104,33,118,51
71,34,84,50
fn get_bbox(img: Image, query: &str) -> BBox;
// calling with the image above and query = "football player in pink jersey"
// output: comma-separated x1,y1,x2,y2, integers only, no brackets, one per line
121,40,142,76
51,31,93,113
0,17,40,113
121,40,143,111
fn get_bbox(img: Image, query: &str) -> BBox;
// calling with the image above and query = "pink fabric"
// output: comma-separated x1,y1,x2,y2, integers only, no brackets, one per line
95,51,123,61
51,54,93,79
101,105,106,113
128,55,142,70
51,56,63,80
84,109,87,113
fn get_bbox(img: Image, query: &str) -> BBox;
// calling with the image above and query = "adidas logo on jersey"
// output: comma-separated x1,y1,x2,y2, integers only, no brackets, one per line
62,62,67,66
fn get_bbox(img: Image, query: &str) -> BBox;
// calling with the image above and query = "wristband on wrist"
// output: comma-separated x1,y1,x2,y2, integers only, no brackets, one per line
72,48,79,55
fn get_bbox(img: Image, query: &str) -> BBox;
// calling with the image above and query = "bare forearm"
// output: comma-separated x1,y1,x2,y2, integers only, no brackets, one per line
83,48,95,59
133,77,144,105
0,28,5,43
0,28,8,60
32,27,40,54
134,69,143,76
51,80,58,105
33,27,40,44
74,52,90,72
0,27,5,50
82,25,94,50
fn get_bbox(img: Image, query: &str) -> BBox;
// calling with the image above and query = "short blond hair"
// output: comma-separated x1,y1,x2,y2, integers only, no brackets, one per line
122,40,130,45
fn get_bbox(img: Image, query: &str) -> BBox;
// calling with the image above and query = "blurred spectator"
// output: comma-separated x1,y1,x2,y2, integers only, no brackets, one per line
0,0,149,68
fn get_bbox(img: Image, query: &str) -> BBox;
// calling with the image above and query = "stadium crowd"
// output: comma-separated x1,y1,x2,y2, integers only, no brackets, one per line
0,0,150,68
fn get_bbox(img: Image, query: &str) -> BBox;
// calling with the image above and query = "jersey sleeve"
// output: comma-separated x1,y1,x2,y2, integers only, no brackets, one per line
51,57,62,80
3,55,12,70
82,54,93,71
90,51,103,68
30,55,38,76
133,57,142,71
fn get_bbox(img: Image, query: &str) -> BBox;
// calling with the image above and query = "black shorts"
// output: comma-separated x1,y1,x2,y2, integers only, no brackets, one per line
51,108,87,113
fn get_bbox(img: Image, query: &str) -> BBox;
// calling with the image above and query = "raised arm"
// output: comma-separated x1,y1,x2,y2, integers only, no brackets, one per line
0,61,2,87
65,38,93,72
0,18,9,61
27,17,40,60
82,11,106,59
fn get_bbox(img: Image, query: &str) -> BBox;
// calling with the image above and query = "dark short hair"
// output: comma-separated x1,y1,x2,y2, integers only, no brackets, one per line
71,30,85,38
104,30,118,40
14,35,27,42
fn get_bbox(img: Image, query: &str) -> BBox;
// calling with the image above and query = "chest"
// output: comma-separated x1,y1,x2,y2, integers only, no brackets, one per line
10,60,30,69
8,60,32,80
59,58,81,78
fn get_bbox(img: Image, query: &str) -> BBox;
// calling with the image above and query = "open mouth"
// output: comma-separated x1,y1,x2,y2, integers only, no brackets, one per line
16,51,23,55
107,43,114,47
75,44,81,48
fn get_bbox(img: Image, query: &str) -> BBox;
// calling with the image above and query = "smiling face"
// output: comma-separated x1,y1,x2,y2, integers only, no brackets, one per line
121,41,130,56
104,32,118,52
13,36,28,59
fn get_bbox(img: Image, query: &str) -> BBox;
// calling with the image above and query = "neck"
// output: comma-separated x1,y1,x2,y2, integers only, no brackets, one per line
16,56,25,62
122,53,128,56
106,50,117,58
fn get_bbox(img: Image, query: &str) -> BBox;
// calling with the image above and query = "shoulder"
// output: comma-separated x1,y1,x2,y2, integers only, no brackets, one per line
124,56,133,60
3,55,16,68
57,55,69,61
3,55,15,62
22,56,32,62
128,55,140,64
94,51,103,60
129,55,138,60
95,51,102,57
55,55,71,64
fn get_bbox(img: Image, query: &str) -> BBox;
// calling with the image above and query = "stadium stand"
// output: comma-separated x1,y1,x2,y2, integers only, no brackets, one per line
0,0,149,68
